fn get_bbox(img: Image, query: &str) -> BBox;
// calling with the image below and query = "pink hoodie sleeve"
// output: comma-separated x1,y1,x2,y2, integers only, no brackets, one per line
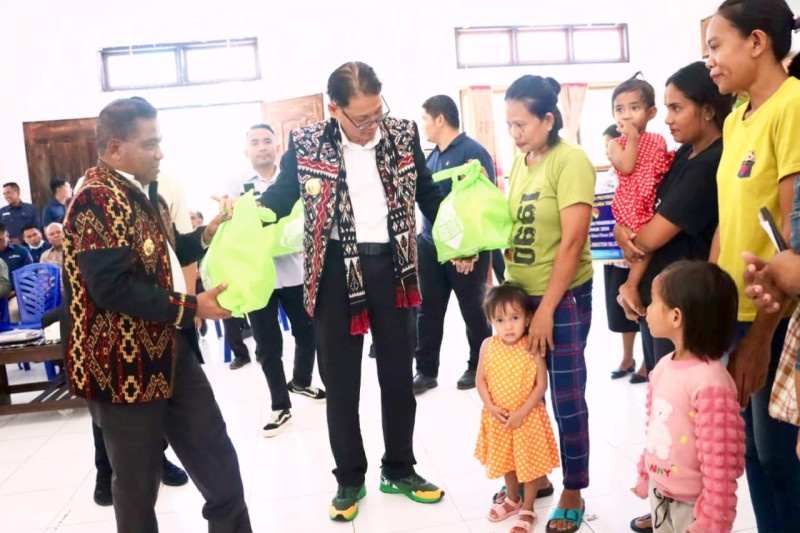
633,380,653,499
687,386,746,533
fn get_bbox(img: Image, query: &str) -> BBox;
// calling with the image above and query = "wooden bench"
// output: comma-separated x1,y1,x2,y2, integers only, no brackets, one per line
0,342,85,415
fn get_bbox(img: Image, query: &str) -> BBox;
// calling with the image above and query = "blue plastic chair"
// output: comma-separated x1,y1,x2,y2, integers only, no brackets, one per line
13,263,61,328
2,263,62,379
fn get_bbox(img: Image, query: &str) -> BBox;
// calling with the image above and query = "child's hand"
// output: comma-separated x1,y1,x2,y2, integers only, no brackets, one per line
505,408,527,429
487,404,509,424
616,120,639,140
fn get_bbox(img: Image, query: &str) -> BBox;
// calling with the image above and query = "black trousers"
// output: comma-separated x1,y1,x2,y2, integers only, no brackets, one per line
315,240,417,487
248,284,316,411
87,330,251,533
222,317,250,360
491,248,505,283
93,422,168,480
415,236,491,377
603,265,640,334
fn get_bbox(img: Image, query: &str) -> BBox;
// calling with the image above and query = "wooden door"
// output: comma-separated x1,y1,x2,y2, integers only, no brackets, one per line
23,118,97,209
261,94,325,153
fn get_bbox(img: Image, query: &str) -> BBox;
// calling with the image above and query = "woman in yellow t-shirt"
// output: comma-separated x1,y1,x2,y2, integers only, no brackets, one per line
491,74,595,533
706,1,800,531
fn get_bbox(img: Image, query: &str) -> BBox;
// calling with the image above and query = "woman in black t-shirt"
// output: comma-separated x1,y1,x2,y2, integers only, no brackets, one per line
612,61,733,533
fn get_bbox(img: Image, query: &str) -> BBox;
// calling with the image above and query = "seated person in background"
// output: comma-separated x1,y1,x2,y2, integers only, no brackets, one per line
22,225,51,262
42,178,72,226
0,182,39,243
189,210,203,229
0,258,11,300
40,223,64,268
0,222,33,284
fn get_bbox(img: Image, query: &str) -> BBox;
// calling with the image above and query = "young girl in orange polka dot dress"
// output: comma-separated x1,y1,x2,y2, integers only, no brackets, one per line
475,284,561,533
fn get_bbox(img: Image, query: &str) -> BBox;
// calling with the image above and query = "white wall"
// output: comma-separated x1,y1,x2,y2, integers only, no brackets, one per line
0,0,774,203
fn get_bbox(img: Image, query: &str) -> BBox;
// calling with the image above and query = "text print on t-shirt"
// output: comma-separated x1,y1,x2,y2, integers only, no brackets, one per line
512,192,540,265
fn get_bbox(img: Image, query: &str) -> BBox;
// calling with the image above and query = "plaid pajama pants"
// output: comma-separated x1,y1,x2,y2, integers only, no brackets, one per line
530,279,592,490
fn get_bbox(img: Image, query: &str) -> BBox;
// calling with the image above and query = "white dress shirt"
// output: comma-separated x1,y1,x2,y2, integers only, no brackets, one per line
331,126,390,243
117,170,187,294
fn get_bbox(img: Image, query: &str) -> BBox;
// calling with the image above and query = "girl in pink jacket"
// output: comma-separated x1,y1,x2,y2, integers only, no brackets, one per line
633,261,745,533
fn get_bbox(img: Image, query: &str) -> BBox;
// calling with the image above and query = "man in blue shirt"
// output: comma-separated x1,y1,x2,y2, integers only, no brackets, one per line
0,182,39,243
0,222,33,283
22,225,51,262
42,178,72,226
413,95,496,393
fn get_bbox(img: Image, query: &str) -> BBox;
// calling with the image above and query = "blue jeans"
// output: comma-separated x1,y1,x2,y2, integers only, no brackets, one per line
734,320,800,533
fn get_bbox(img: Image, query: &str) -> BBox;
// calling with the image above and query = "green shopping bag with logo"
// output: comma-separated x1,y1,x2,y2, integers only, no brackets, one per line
431,160,513,263
200,191,276,317
263,199,304,257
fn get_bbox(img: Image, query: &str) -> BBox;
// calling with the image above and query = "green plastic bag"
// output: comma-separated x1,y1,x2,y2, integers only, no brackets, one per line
200,191,276,317
431,160,513,263
264,199,304,257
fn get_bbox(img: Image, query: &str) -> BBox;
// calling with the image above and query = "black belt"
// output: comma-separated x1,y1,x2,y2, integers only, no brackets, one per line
357,242,392,256
328,239,392,256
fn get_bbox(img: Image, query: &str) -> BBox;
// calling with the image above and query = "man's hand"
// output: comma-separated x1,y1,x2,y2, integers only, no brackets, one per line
211,195,239,217
201,211,232,246
728,332,771,409
195,283,231,320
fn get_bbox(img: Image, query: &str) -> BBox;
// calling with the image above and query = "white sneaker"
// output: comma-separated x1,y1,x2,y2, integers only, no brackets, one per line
262,409,292,438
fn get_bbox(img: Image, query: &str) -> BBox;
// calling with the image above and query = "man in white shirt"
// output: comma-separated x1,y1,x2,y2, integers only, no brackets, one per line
256,62,454,521
226,124,325,438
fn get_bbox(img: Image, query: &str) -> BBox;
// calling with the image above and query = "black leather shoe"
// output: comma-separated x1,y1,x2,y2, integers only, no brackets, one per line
456,369,476,390
229,356,251,370
162,459,189,486
93,475,113,506
412,373,438,395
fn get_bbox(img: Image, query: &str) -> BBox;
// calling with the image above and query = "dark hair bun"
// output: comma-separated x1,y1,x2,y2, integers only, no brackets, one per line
544,77,561,95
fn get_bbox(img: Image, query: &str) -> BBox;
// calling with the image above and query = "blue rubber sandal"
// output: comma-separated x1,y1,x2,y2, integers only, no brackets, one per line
545,499,585,533
492,483,555,504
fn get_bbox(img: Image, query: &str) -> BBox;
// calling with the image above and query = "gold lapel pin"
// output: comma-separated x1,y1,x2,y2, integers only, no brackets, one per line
305,178,322,197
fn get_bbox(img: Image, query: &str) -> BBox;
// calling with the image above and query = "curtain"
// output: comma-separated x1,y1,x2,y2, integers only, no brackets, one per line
559,83,588,144
460,86,497,174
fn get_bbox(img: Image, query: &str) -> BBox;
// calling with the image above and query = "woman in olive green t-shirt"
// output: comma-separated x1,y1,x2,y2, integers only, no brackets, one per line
491,75,595,533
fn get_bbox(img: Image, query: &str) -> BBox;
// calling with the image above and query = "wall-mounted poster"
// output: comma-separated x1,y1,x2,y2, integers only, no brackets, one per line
701,16,711,58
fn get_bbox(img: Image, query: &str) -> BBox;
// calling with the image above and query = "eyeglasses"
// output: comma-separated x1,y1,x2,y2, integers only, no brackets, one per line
340,96,390,130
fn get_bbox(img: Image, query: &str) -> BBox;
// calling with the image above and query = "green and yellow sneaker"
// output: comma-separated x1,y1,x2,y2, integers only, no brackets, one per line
329,484,366,521
379,473,444,503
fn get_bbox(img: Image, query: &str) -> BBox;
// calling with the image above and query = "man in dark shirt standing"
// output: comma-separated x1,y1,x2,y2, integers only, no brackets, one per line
42,178,72,226
22,225,51,262
0,222,33,282
0,182,39,243
412,95,495,393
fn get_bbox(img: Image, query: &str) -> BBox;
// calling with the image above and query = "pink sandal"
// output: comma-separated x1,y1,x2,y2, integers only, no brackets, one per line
510,510,537,532
488,496,522,522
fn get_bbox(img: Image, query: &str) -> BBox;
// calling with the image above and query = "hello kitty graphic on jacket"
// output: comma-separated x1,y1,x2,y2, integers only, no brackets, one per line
646,397,673,461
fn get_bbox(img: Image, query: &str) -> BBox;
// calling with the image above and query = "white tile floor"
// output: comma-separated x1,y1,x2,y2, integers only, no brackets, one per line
0,270,758,533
